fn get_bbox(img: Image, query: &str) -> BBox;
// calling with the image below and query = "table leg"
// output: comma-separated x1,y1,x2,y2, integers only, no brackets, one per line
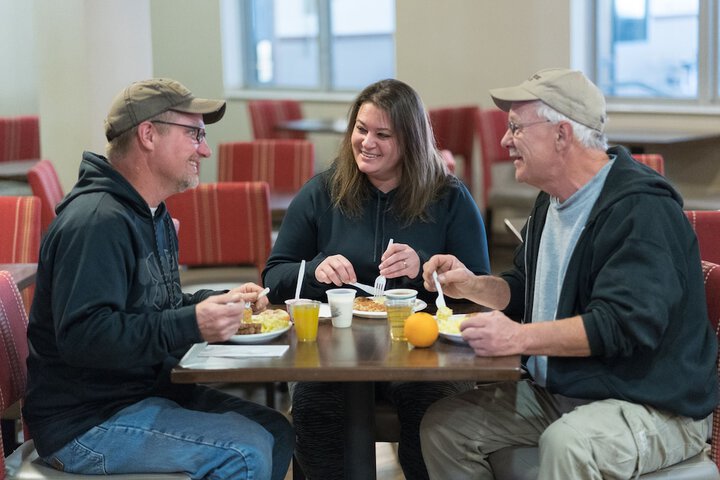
343,382,376,480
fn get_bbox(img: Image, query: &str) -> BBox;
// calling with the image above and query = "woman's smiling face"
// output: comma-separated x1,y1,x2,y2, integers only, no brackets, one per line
351,102,402,192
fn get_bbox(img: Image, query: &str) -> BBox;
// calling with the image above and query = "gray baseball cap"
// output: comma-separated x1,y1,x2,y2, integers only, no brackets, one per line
489,68,606,132
104,78,226,141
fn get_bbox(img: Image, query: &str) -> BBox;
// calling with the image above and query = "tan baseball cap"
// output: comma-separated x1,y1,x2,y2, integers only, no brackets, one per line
104,78,226,141
489,68,606,132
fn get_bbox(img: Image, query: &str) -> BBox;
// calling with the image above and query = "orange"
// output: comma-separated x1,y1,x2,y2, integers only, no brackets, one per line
403,312,439,348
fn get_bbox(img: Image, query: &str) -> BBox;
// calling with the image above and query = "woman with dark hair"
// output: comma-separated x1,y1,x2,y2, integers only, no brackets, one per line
262,78,490,479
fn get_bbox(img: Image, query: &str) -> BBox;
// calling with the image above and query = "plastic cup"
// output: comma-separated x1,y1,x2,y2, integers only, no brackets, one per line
291,299,321,342
326,288,356,328
385,289,417,341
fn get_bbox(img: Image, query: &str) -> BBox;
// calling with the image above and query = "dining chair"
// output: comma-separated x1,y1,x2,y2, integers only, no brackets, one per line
428,105,478,192
27,160,64,234
0,271,191,480
0,196,40,310
475,107,539,243
218,139,315,195
488,260,720,480
164,182,273,290
247,100,306,140
632,153,665,175
686,210,720,264
0,115,40,163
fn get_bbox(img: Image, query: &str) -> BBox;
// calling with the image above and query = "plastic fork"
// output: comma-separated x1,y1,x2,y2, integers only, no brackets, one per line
432,271,447,310
373,238,394,297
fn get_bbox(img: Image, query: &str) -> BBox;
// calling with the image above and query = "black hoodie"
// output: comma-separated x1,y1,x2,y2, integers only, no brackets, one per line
24,152,213,456
501,146,717,419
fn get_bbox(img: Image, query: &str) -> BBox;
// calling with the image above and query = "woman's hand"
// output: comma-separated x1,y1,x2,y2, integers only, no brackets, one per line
379,242,421,279
315,254,357,286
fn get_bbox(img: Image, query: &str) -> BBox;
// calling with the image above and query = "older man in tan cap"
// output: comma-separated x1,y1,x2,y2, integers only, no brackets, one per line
420,68,716,479
23,78,293,479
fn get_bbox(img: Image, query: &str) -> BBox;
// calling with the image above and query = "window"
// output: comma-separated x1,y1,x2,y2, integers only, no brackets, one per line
592,0,719,106
222,0,395,93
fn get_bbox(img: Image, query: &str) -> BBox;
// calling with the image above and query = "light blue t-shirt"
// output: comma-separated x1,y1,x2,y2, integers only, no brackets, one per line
527,157,615,386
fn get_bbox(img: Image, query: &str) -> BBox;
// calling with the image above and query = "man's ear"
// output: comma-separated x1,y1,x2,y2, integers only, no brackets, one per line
137,122,155,150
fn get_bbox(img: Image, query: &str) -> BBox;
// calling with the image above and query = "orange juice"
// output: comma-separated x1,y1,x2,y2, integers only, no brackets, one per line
293,301,320,342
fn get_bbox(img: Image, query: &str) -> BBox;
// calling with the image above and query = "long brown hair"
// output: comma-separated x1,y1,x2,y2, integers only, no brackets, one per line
329,79,449,223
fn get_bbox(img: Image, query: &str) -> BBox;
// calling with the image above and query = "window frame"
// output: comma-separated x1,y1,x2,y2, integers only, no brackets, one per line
585,0,720,114
223,0,393,102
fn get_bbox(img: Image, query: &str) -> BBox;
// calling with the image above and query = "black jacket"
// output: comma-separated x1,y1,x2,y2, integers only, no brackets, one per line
24,152,212,456
502,146,718,419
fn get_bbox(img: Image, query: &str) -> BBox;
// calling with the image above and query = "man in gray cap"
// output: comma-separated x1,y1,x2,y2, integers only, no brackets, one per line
23,78,293,479
419,68,716,478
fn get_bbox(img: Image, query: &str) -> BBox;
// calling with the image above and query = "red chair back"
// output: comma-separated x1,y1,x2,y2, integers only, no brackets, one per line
428,106,478,191
164,183,272,282
701,261,720,468
27,159,64,234
248,100,306,140
0,196,40,309
632,153,665,175
218,140,314,194
0,270,31,465
686,210,720,265
475,108,511,211
0,115,40,162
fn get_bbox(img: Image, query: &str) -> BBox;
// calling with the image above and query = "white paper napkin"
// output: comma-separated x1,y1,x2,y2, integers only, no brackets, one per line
198,345,289,358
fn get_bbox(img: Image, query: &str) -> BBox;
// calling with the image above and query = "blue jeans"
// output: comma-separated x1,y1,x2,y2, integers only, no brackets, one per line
43,386,294,480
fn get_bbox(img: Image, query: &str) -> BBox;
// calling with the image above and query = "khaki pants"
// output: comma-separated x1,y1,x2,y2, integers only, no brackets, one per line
420,380,709,480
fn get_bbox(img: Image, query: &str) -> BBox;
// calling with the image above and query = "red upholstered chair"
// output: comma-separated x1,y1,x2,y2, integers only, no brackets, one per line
0,271,191,479
27,160,64,234
428,105,478,191
686,210,720,264
247,100,306,140
218,140,314,195
475,108,539,240
488,261,720,480
0,196,40,310
632,153,665,175
0,115,40,162
440,149,456,174
164,182,272,289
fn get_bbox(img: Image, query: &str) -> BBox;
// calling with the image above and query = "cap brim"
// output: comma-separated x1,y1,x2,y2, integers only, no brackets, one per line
174,98,227,125
489,86,540,112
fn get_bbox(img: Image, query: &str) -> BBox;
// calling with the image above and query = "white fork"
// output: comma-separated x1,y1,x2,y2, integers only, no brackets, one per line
432,271,447,310
373,238,394,297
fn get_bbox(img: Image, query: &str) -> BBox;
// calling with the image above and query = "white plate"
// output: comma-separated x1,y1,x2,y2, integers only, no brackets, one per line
228,324,292,344
353,299,428,318
436,313,469,345
438,331,468,345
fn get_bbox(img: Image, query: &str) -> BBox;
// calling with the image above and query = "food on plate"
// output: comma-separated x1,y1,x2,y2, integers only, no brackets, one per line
436,313,467,334
353,296,387,312
236,309,290,335
404,312,439,348
436,306,453,322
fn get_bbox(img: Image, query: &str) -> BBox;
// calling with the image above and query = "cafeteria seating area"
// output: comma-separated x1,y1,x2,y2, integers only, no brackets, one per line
4,2,720,479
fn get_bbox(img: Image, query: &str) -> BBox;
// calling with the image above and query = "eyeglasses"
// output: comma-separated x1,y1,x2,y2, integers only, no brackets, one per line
507,119,551,136
151,120,206,144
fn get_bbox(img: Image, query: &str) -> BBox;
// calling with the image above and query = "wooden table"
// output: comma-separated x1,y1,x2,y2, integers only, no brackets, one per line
172,304,521,479
276,118,347,135
0,263,37,290
0,159,39,181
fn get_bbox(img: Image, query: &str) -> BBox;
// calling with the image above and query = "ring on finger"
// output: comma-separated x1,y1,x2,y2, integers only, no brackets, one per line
403,260,407,269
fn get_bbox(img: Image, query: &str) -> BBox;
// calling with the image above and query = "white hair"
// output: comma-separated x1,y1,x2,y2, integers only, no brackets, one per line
535,102,608,150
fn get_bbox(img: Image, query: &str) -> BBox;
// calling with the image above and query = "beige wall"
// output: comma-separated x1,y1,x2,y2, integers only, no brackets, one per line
4,0,720,198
